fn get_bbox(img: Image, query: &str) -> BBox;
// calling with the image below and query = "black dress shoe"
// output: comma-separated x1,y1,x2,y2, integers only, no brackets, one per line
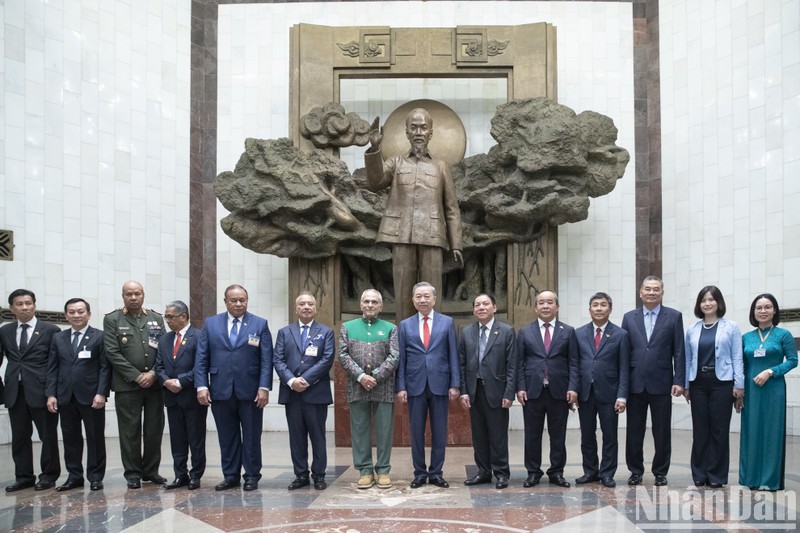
654,475,668,486
127,479,142,489
215,479,241,491
410,476,427,489
707,482,723,489
694,480,707,487
243,480,259,491
90,481,104,491
464,474,492,486
523,473,543,488
34,480,55,491
143,474,167,485
56,480,84,492
495,476,509,489
627,474,642,486
429,476,449,488
6,480,35,492
601,477,616,487
288,477,310,490
548,475,570,488
575,474,600,485
313,478,327,490
188,478,201,490
165,477,189,490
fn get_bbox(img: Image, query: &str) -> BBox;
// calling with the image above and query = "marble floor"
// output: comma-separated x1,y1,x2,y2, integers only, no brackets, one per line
0,429,797,532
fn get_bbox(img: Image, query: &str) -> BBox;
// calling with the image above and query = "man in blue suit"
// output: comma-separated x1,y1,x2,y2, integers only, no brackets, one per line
574,292,630,488
396,282,460,489
621,276,685,487
273,292,335,491
516,290,578,488
156,300,207,491
46,298,110,492
195,285,273,492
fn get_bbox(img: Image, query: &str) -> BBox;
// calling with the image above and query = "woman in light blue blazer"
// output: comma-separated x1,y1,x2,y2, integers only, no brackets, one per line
684,286,744,488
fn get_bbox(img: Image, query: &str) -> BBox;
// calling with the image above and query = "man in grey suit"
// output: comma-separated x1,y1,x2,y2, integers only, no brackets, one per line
0,289,61,492
575,292,629,488
621,276,685,487
46,298,110,492
459,293,516,489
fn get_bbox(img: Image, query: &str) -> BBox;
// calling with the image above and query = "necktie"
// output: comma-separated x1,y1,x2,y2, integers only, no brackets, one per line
301,324,308,347
479,325,488,362
595,327,602,350
72,330,81,353
543,322,551,352
19,324,29,352
422,316,430,349
173,331,182,359
230,317,239,345
645,311,653,341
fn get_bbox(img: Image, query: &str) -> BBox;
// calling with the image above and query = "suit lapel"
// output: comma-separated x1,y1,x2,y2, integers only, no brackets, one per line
176,327,194,361
294,322,304,352
23,321,47,354
483,322,499,355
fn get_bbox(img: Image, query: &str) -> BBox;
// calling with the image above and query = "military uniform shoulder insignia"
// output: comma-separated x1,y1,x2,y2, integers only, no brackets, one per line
105,308,124,316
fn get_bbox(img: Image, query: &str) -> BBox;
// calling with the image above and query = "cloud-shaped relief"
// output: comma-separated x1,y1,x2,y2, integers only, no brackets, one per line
217,97,629,262
299,102,371,148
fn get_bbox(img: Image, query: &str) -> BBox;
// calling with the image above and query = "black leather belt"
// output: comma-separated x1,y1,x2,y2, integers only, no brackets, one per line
701,365,715,372
477,378,485,386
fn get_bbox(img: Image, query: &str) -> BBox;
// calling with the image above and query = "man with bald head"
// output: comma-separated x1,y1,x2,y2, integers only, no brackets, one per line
366,108,463,322
103,281,167,489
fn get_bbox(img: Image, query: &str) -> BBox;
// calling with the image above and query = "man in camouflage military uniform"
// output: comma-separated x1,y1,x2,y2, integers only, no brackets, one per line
103,281,167,489
338,289,399,489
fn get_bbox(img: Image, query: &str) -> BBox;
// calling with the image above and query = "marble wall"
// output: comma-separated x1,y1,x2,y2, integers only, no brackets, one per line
661,0,800,336
0,0,192,319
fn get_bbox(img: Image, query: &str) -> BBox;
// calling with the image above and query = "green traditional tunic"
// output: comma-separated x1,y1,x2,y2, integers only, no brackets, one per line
338,318,399,403
739,326,798,490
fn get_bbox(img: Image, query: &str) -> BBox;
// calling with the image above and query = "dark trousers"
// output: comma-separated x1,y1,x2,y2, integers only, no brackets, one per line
626,390,672,476
285,399,328,479
166,405,208,480
522,388,568,476
689,373,734,484
408,383,449,478
470,381,510,478
60,400,106,482
578,387,619,479
114,387,165,481
211,398,264,482
8,383,60,483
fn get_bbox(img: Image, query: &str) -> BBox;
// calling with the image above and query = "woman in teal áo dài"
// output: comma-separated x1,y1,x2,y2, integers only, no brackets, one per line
739,293,798,491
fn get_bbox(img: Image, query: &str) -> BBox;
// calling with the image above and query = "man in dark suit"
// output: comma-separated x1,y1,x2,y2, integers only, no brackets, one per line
46,298,110,492
365,109,463,322
516,290,578,488
155,300,207,491
459,293,516,489
621,276,685,487
273,292,335,491
103,281,167,489
195,284,273,492
396,281,460,489
574,292,630,488
0,289,61,492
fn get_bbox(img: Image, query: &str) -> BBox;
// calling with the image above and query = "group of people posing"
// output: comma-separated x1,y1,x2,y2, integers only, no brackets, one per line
0,276,796,495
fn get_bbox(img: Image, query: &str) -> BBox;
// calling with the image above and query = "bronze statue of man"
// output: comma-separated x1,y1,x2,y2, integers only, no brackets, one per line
365,108,463,321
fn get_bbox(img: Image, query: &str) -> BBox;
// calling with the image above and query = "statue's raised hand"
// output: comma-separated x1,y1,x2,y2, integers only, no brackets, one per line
368,116,383,149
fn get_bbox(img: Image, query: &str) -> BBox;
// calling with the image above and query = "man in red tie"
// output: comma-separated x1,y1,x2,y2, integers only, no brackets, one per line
574,292,630,488
516,290,578,488
395,282,460,489
155,300,207,491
